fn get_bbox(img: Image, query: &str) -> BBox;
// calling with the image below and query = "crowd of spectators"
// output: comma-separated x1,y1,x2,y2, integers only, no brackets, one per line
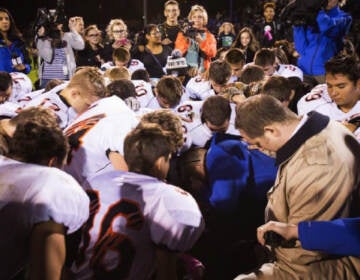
0,0,360,279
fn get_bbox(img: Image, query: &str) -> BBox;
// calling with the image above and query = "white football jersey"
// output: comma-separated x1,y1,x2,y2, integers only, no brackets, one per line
174,100,211,148
186,75,214,100
275,64,303,81
0,155,89,280
297,84,333,116
101,59,145,74
8,72,33,103
23,82,73,129
146,86,190,110
63,96,139,185
174,100,240,148
128,59,145,74
297,83,360,140
131,80,154,108
71,170,204,280
0,101,21,118
16,88,45,106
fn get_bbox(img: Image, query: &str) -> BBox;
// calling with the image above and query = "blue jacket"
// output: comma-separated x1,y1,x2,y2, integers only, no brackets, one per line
0,38,30,74
293,6,352,76
299,218,360,256
206,133,277,213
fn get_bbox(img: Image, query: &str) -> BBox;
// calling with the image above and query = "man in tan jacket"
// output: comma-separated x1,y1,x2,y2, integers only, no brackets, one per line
234,94,360,279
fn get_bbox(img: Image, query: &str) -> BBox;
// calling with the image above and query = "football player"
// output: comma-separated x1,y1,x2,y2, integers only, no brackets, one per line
254,48,303,81
297,55,360,139
24,67,106,129
69,124,204,279
185,60,232,100
147,75,190,109
63,87,139,185
0,107,89,279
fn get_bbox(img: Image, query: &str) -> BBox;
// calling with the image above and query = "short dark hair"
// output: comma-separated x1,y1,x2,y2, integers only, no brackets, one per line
201,95,231,126
208,60,232,85
262,76,292,102
9,120,68,167
131,69,150,82
254,48,276,67
0,71,12,92
156,76,183,107
224,48,246,65
325,54,360,84
124,124,173,176
235,94,297,138
239,65,265,84
107,79,136,100
112,47,130,63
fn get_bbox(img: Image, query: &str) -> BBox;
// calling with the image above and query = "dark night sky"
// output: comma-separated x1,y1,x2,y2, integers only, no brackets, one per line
2,0,233,27
2,0,359,32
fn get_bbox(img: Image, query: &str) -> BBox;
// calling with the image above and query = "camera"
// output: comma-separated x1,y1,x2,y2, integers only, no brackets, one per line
280,0,328,26
33,0,67,39
181,19,205,40
264,231,296,248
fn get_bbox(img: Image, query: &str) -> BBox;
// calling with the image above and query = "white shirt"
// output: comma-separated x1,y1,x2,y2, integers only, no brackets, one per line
275,64,303,81
71,170,204,280
101,59,145,74
0,155,89,280
24,82,75,129
131,80,154,108
185,75,214,100
8,72,33,103
297,83,360,140
63,96,139,185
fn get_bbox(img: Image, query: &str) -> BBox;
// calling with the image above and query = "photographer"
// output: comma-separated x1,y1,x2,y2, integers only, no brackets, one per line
36,16,85,88
292,0,352,83
0,8,30,74
174,5,216,74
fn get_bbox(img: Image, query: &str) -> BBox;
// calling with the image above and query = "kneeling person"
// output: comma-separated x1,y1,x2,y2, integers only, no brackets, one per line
69,124,205,279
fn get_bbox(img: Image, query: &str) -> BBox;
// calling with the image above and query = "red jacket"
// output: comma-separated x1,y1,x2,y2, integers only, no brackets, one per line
175,29,216,71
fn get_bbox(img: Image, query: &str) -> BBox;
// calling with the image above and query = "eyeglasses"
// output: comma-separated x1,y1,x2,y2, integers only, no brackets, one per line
113,30,126,34
150,31,161,36
87,34,100,37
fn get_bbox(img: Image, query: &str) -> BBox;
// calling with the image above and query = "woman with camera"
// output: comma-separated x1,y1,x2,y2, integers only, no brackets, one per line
36,16,85,88
174,5,216,74
0,7,30,74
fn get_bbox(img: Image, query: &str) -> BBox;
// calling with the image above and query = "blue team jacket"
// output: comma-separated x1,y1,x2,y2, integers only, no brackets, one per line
206,133,277,213
293,6,352,76
0,38,30,74
299,218,360,256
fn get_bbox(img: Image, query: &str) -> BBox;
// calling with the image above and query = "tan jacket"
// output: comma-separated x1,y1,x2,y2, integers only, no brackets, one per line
235,112,360,280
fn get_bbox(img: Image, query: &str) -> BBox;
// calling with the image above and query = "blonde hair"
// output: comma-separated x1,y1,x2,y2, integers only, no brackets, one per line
69,67,106,98
106,18,128,41
188,5,208,25
218,22,235,36
104,67,131,81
